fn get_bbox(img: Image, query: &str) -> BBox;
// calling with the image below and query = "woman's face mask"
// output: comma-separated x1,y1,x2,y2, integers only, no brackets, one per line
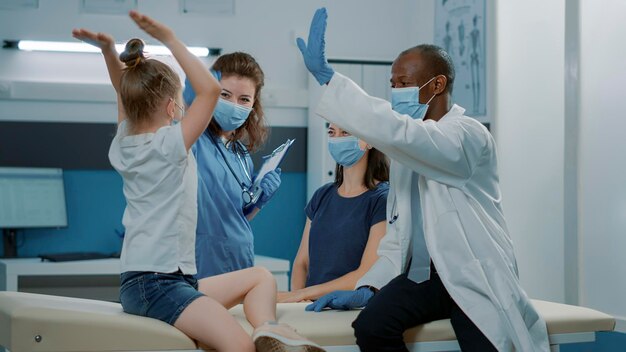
328,136,366,167
391,76,437,120
213,98,253,132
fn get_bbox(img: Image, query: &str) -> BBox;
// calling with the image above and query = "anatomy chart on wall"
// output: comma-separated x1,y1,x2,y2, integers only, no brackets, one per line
435,0,486,117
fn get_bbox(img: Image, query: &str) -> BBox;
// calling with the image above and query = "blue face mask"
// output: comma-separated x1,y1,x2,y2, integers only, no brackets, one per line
391,76,437,120
213,98,253,132
328,136,366,167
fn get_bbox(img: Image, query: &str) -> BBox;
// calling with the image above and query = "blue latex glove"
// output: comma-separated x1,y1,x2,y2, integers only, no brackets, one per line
296,8,335,85
254,168,281,209
183,69,221,106
305,287,374,312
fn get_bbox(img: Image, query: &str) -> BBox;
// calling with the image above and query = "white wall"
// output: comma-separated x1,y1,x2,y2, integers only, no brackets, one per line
579,0,626,329
494,0,566,302
495,0,626,324
0,0,414,125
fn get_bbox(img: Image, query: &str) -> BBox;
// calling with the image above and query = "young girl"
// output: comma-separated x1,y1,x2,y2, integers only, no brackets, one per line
182,52,281,279
72,11,322,352
278,124,389,303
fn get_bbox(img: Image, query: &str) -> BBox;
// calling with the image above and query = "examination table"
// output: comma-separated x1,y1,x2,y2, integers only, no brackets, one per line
0,291,615,352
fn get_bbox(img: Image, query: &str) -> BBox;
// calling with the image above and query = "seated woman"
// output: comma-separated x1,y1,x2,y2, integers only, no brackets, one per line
278,123,389,303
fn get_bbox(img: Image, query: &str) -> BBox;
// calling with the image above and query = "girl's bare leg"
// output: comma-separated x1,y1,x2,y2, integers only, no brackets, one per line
198,266,277,327
173,295,254,351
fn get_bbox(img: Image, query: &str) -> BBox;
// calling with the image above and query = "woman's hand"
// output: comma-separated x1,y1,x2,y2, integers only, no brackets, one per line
277,290,310,303
129,10,175,46
71,29,116,53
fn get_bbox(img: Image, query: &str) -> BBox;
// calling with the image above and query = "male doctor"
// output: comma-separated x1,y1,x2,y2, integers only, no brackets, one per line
297,8,550,352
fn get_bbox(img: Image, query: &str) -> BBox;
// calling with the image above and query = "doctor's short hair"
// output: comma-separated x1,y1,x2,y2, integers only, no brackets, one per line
209,52,268,152
400,44,455,94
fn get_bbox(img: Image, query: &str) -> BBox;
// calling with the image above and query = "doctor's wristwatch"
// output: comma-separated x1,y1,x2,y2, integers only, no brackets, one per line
359,285,379,294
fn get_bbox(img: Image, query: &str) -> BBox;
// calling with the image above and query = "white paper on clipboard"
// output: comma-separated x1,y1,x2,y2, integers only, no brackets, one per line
250,139,295,203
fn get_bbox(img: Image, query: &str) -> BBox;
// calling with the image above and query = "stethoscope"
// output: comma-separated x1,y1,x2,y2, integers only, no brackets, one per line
209,132,255,207
389,194,399,224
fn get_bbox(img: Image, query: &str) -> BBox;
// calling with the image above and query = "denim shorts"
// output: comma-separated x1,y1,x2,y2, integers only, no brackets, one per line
119,271,204,325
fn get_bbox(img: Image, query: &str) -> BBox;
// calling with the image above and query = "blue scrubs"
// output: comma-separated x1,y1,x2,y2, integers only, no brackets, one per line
193,131,255,278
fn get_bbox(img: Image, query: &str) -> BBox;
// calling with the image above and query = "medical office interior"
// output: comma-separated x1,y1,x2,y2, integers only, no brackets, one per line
0,0,625,351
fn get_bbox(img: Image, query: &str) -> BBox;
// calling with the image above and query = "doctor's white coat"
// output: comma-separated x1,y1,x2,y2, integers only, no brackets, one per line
316,73,549,351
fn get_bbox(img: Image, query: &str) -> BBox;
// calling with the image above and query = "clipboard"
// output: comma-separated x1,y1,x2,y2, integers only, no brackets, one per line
250,139,295,203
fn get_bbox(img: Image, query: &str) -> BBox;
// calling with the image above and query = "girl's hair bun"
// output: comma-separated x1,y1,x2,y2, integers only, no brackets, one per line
119,38,146,69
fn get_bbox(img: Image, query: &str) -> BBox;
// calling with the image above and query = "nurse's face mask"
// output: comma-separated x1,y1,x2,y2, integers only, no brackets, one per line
328,136,366,167
213,98,253,132
391,76,437,120
213,75,256,132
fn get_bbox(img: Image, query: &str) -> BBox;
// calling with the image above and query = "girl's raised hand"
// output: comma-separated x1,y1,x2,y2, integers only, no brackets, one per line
129,10,175,45
72,28,116,52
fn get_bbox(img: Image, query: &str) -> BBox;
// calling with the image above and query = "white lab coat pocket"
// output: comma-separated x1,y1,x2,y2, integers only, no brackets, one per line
450,259,496,311
482,259,549,352
481,259,517,311
421,179,457,218
449,259,509,350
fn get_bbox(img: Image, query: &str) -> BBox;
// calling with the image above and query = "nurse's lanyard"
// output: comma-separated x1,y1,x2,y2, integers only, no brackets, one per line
209,132,255,207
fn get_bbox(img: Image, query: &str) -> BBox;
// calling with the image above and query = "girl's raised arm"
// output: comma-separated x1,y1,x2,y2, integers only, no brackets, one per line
129,11,220,150
71,29,126,124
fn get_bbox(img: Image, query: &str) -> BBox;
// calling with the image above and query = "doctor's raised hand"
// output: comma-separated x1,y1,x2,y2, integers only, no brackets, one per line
296,7,335,85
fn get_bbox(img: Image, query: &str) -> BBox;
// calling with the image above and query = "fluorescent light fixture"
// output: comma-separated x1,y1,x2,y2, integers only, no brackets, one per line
9,40,210,57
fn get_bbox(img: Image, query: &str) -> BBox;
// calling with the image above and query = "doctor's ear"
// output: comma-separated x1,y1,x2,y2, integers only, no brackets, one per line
433,75,448,95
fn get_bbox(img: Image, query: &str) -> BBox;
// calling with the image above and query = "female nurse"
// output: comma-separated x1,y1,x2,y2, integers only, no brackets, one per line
184,52,281,278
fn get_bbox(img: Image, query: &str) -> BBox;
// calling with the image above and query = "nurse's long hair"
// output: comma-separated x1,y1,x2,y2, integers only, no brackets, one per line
208,52,268,152
334,148,390,190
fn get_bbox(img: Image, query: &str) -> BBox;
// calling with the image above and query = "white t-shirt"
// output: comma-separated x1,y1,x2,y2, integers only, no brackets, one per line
109,120,197,274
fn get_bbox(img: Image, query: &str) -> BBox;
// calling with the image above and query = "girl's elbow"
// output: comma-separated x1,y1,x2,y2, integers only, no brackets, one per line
196,83,221,98
209,82,222,96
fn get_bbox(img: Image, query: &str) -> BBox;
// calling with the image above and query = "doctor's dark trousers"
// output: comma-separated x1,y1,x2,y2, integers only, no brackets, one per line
352,271,497,352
